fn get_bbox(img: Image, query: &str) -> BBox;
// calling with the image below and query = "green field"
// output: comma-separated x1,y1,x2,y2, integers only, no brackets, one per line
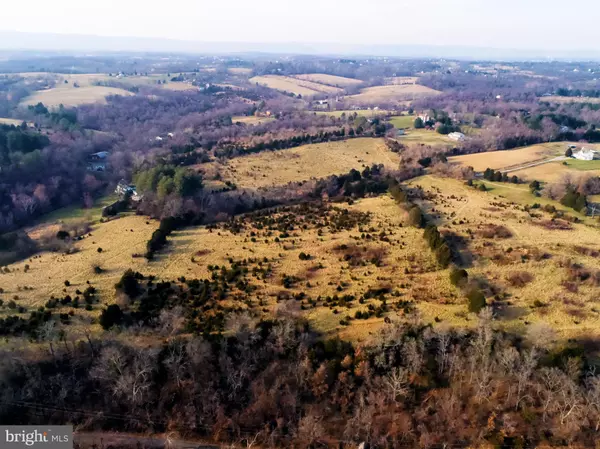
563,159,600,171
31,194,118,226
389,115,415,129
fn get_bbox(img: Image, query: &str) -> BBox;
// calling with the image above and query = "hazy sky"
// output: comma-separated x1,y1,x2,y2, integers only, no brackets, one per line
1,0,598,50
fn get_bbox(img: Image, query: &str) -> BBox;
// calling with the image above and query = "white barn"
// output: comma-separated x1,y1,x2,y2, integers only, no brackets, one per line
448,132,466,142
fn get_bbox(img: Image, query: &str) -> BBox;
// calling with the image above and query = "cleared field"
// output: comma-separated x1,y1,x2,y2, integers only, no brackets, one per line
396,129,454,147
231,115,275,125
161,82,199,91
228,68,253,75
7,173,600,342
0,196,441,342
12,72,197,93
0,118,26,126
385,76,419,85
563,159,600,171
346,84,441,105
407,175,600,339
206,138,400,189
389,115,415,129
511,159,600,183
541,96,600,104
449,143,567,172
21,86,133,107
293,73,363,87
250,75,343,96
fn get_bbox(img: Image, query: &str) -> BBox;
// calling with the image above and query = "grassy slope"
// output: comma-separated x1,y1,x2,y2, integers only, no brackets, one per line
389,115,415,129
206,138,400,189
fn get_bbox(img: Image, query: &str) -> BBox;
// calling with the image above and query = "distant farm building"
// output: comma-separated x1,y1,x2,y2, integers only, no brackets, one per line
418,114,432,123
115,180,140,200
87,151,109,171
573,148,598,161
448,132,466,142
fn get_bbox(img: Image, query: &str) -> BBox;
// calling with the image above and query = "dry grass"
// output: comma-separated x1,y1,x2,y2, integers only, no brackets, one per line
449,143,568,172
21,86,133,107
346,84,441,105
231,116,275,125
0,196,448,342
250,75,343,96
0,118,27,126
205,138,400,189
510,158,600,183
5,173,600,343
293,74,363,88
385,77,420,85
407,175,600,339
161,82,199,91
228,68,253,75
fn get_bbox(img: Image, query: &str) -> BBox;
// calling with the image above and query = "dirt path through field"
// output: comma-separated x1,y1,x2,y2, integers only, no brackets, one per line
501,155,567,173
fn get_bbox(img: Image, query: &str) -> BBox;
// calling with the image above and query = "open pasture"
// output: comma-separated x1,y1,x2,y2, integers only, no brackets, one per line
0,196,444,342
389,115,416,129
205,138,400,189
293,73,363,87
511,159,600,183
0,118,27,126
385,76,420,85
396,129,454,147
250,75,343,96
407,175,600,339
448,142,567,172
231,115,275,125
4,172,600,342
345,84,441,105
228,67,253,75
21,86,133,107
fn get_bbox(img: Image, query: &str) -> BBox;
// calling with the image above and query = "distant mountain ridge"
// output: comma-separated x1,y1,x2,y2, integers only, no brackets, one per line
1,30,600,61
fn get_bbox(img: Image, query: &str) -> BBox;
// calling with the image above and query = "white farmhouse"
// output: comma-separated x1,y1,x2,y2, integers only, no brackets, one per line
573,148,598,161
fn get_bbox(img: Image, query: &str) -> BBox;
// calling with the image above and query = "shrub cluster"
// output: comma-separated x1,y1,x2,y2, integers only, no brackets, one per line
483,168,520,184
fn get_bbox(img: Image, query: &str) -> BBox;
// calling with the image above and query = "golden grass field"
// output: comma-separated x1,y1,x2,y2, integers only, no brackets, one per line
0,195,441,342
541,96,600,104
448,142,568,172
511,160,600,183
13,72,198,107
249,75,343,96
293,73,363,87
385,76,419,85
21,86,134,107
228,67,253,75
205,138,400,189
408,175,600,339
231,115,275,125
346,84,441,104
0,117,27,126
5,173,600,343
